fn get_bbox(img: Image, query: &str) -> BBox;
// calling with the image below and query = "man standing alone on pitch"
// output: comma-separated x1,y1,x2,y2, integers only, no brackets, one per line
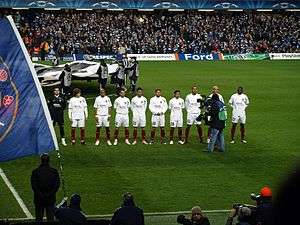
207,94,226,152
185,85,204,143
149,88,168,144
131,87,148,145
207,85,225,143
169,90,185,145
31,154,60,222
48,88,67,146
229,86,249,143
94,88,112,146
113,89,131,146
68,88,88,145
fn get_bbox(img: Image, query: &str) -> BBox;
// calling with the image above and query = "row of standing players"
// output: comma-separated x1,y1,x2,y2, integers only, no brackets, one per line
48,85,249,151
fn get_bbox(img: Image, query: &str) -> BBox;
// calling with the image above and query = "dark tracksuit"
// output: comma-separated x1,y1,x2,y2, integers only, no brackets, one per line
110,205,144,225
97,64,108,89
31,164,60,222
55,207,87,225
48,94,66,138
59,68,72,96
129,62,139,92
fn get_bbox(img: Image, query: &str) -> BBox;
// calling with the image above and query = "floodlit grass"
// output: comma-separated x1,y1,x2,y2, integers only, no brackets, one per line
1,60,300,225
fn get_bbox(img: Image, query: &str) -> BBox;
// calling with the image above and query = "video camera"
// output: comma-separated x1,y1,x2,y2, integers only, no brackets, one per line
195,95,212,125
232,192,262,225
232,203,257,225
250,193,265,205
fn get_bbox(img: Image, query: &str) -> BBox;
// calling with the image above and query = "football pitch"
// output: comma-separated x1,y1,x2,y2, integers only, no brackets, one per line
1,60,300,225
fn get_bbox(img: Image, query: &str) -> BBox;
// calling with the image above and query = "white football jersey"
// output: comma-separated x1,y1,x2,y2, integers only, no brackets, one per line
185,93,202,114
114,96,130,114
94,96,112,116
68,96,88,120
149,96,168,115
169,97,185,118
131,96,147,116
208,93,225,103
229,93,249,114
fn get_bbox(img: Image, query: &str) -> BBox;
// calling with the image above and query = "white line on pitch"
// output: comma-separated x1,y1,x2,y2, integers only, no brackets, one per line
86,210,230,218
0,167,33,219
4,209,230,221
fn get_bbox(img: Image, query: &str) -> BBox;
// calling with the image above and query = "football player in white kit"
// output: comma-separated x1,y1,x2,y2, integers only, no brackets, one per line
229,86,250,143
185,85,204,143
149,89,168,144
94,89,112,146
131,87,148,145
68,88,88,144
113,89,131,145
169,90,185,145
207,85,225,143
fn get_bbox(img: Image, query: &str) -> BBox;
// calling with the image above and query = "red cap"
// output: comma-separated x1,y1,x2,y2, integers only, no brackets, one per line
260,186,272,197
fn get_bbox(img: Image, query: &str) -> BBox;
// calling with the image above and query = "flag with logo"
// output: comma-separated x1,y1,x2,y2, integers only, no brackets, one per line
0,16,58,161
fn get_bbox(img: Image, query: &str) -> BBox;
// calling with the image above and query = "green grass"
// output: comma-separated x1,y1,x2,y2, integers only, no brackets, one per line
1,60,300,225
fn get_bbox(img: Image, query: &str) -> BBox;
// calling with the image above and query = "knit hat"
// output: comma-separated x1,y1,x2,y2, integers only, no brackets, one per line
260,186,272,197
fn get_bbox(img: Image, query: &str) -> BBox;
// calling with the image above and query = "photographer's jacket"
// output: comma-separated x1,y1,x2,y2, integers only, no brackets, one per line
208,100,225,130
110,205,144,225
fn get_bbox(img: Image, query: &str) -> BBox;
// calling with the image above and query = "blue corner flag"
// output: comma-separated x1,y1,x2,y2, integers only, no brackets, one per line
0,16,58,161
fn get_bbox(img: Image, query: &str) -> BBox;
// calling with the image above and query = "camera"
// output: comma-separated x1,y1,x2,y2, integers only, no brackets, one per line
177,215,197,225
250,193,263,204
232,203,257,225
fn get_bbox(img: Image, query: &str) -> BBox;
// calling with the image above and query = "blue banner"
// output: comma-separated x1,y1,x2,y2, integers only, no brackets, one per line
0,0,300,9
176,53,223,61
0,16,57,162
0,0,298,9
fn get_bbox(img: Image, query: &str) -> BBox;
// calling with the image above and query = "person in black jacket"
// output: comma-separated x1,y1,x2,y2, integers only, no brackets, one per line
54,193,87,225
59,64,72,97
206,94,226,152
48,88,67,146
31,153,60,222
110,192,144,225
177,206,210,225
128,57,139,93
97,59,109,89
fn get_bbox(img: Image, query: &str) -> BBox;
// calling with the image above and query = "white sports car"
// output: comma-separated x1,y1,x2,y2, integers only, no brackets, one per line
35,60,119,87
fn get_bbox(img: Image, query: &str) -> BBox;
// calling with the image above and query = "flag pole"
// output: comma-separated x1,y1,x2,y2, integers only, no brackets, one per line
7,15,67,197
55,147,67,198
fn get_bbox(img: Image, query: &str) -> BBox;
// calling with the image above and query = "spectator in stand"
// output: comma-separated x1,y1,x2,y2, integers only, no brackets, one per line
31,153,60,222
4,10,300,55
110,192,144,225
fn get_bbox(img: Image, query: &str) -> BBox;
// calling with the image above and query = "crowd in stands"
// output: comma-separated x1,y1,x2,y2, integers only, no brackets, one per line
2,10,299,55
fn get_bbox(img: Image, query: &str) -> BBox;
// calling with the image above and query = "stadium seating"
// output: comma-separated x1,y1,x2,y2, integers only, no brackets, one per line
2,10,299,55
